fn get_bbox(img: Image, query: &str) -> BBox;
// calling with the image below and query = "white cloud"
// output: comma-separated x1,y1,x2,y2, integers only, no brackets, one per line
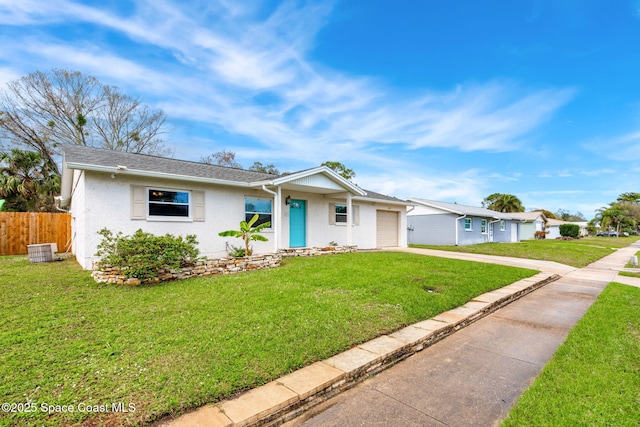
0,0,576,171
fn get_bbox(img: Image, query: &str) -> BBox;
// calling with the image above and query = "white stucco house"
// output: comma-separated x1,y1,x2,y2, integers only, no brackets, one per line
406,199,522,246
509,211,548,240
58,145,410,269
545,218,589,239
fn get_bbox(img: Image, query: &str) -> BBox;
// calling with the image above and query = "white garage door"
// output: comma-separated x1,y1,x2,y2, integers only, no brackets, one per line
376,210,399,247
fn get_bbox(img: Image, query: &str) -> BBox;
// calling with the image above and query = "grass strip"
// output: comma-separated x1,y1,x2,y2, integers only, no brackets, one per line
410,236,638,267
0,252,536,426
502,283,640,426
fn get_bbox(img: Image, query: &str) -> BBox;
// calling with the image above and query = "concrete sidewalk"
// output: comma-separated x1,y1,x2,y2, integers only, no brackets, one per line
288,242,640,427
159,242,639,427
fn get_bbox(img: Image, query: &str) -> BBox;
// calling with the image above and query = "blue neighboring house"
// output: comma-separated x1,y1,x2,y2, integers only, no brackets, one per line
407,198,522,246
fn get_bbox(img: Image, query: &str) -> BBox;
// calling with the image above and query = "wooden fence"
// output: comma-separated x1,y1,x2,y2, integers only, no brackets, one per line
0,212,72,255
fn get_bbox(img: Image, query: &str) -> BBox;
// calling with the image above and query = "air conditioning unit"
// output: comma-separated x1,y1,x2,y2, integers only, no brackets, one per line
27,243,54,263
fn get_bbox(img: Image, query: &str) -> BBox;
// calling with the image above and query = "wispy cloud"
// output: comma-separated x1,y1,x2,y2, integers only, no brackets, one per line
0,0,575,167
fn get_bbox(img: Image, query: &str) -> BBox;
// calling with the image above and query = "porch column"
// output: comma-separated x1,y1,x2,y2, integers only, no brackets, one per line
346,193,353,246
275,185,281,251
262,184,280,252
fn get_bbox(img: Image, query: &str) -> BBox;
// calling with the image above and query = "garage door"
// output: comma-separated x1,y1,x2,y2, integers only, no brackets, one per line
376,210,399,247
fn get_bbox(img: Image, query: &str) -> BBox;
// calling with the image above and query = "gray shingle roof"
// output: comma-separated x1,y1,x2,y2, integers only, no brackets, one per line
63,144,278,183
359,189,409,204
63,145,410,205
409,198,520,220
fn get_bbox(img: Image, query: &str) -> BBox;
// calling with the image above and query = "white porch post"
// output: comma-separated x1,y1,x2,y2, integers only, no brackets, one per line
262,184,280,252
276,185,281,250
346,192,353,246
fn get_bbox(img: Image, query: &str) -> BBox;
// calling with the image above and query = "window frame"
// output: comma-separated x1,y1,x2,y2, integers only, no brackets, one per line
335,204,348,224
244,196,273,228
481,219,488,234
146,187,192,221
500,220,506,231
464,218,473,231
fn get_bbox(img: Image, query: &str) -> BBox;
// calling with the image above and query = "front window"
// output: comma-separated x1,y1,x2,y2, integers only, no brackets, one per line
500,220,506,231
481,219,487,234
148,189,190,218
245,197,272,227
464,218,472,231
335,205,347,223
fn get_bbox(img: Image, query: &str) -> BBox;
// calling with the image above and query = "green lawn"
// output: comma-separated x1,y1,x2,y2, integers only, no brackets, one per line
410,236,639,267
0,252,536,426
502,283,640,426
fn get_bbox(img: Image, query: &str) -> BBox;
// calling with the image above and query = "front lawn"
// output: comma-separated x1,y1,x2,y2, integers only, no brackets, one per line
0,252,536,426
502,283,640,426
410,236,639,267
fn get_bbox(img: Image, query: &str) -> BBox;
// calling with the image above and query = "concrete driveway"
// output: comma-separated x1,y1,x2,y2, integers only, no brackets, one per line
288,243,639,427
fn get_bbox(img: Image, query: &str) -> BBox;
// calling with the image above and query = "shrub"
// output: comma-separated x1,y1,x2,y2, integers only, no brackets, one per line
559,224,580,238
96,229,200,280
227,244,248,258
534,231,547,240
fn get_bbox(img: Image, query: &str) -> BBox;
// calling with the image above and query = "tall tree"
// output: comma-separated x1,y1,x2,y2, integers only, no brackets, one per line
482,193,525,213
555,208,586,221
617,192,640,204
249,161,280,174
0,69,170,175
322,161,356,181
200,150,242,168
0,148,60,211
594,205,628,235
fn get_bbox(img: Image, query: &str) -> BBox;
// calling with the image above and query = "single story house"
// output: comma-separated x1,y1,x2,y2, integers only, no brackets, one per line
406,198,522,246
58,145,410,269
545,218,588,239
509,211,548,240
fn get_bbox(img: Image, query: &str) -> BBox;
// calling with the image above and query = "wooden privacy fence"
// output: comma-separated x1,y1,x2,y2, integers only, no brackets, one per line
0,212,72,255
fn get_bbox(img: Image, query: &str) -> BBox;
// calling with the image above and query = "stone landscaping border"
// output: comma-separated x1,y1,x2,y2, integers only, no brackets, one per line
92,246,357,285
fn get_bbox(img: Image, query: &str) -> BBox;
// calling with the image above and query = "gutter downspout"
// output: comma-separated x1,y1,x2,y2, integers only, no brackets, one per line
455,214,466,246
262,185,279,252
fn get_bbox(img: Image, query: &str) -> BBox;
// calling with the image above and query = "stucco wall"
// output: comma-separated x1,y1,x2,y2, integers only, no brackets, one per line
72,171,275,269
71,171,406,269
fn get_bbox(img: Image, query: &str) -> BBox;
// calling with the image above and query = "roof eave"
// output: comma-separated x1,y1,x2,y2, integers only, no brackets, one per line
263,166,366,196
353,196,413,206
65,161,252,188
407,198,464,215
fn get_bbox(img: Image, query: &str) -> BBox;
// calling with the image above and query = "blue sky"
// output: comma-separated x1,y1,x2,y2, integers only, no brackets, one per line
1,0,639,219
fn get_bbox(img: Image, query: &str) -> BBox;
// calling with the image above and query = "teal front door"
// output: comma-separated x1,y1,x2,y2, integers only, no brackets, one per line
289,199,307,247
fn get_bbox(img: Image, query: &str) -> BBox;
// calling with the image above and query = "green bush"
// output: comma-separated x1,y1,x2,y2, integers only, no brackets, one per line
559,224,580,238
96,229,200,280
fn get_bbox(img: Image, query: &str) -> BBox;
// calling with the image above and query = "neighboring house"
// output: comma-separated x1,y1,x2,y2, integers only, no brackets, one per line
58,145,410,269
407,198,521,246
546,218,588,239
509,211,548,240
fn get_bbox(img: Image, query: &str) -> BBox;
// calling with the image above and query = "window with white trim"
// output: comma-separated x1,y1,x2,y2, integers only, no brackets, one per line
329,203,359,225
481,219,487,234
245,197,272,227
464,218,472,231
335,205,347,223
131,185,204,221
500,220,506,231
148,188,190,218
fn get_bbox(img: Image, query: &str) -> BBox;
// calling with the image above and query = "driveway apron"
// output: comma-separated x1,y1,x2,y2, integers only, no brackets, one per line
289,242,640,427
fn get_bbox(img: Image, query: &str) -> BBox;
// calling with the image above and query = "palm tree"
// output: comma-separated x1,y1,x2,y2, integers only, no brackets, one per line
0,148,60,211
482,193,525,213
595,205,628,235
